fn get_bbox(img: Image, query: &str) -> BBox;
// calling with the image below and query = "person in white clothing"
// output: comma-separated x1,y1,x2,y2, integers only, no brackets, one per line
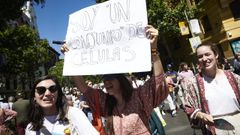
25,75,99,135
182,42,240,135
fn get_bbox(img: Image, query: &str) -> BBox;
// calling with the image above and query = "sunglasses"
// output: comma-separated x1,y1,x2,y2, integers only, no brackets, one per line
35,85,58,95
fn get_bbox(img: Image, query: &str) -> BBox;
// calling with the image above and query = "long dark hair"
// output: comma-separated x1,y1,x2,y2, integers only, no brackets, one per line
196,42,219,56
105,74,133,115
28,75,68,130
196,42,222,69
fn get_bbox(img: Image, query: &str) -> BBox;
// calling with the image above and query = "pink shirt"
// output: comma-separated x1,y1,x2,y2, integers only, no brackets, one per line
84,74,168,135
178,70,194,80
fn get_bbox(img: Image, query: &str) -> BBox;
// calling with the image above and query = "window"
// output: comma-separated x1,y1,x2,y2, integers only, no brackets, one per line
201,15,212,33
230,39,240,55
230,0,240,20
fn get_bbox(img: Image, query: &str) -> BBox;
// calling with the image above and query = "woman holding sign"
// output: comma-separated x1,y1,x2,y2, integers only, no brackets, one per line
61,25,168,135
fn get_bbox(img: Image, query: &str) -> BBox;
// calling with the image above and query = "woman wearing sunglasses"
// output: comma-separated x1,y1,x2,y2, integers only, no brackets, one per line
25,75,99,135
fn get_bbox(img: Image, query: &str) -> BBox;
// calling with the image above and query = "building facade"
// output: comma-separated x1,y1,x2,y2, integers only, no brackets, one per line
165,0,240,70
199,0,240,59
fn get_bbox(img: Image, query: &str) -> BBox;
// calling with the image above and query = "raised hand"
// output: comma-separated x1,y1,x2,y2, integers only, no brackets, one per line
145,25,159,49
60,43,69,54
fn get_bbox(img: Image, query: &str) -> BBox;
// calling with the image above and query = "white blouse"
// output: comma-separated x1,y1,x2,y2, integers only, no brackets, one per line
25,107,99,135
203,74,240,116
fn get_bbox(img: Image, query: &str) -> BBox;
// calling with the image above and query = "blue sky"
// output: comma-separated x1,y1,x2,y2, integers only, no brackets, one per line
34,0,96,59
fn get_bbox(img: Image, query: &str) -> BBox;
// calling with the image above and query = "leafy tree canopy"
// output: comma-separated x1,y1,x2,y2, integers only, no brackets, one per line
0,25,50,77
48,60,69,86
147,0,203,37
0,0,47,78
48,60,102,87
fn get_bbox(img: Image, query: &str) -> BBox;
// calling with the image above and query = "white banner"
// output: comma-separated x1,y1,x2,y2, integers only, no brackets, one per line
63,0,150,75
189,19,202,34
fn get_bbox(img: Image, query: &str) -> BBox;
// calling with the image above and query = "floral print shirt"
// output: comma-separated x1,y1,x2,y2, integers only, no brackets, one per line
181,71,240,135
84,74,168,135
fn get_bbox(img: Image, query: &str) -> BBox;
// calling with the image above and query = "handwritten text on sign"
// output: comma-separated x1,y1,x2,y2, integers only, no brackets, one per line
63,0,150,75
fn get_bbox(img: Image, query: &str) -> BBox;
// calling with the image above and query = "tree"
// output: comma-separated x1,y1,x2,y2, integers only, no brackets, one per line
49,60,102,87
48,60,71,86
147,0,203,37
0,25,50,79
0,0,48,77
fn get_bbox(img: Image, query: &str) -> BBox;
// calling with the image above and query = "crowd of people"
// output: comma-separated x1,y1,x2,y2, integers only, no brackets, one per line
1,25,240,135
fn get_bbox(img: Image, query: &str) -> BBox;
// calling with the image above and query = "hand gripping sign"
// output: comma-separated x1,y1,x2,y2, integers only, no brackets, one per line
63,0,150,75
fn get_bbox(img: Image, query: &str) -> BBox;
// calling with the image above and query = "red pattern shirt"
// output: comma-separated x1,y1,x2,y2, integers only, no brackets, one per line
84,74,168,135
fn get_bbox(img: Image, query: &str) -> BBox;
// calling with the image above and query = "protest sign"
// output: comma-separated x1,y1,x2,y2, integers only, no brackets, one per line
63,0,150,75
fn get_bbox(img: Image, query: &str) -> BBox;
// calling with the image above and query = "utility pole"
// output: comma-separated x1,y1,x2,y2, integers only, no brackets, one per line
184,10,195,37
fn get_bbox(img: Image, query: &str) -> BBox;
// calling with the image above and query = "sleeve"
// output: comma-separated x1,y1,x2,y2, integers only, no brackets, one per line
68,107,99,135
231,72,240,99
83,88,107,116
190,70,194,76
181,78,202,119
178,72,183,81
137,74,168,116
3,109,17,122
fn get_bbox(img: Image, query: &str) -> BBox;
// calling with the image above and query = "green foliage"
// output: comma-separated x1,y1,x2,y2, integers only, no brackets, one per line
0,0,25,30
48,60,102,86
84,75,102,84
48,60,69,86
147,0,203,37
0,25,50,77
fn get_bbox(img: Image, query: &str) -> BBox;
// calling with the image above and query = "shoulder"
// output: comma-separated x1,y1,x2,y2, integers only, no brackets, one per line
25,123,35,133
226,70,240,79
68,106,85,116
23,99,30,103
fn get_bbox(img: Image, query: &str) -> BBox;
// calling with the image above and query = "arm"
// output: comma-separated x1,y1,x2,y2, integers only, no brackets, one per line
145,25,164,76
72,76,89,93
137,26,168,116
181,78,214,125
61,43,90,94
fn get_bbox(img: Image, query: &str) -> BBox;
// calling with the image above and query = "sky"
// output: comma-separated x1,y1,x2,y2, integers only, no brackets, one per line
34,0,96,59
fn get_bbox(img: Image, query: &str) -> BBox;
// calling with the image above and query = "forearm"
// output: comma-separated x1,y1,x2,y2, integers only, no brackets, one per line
152,54,164,76
72,76,89,93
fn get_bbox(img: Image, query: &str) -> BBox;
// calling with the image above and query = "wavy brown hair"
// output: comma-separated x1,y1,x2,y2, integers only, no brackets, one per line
105,74,134,116
28,75,69,131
